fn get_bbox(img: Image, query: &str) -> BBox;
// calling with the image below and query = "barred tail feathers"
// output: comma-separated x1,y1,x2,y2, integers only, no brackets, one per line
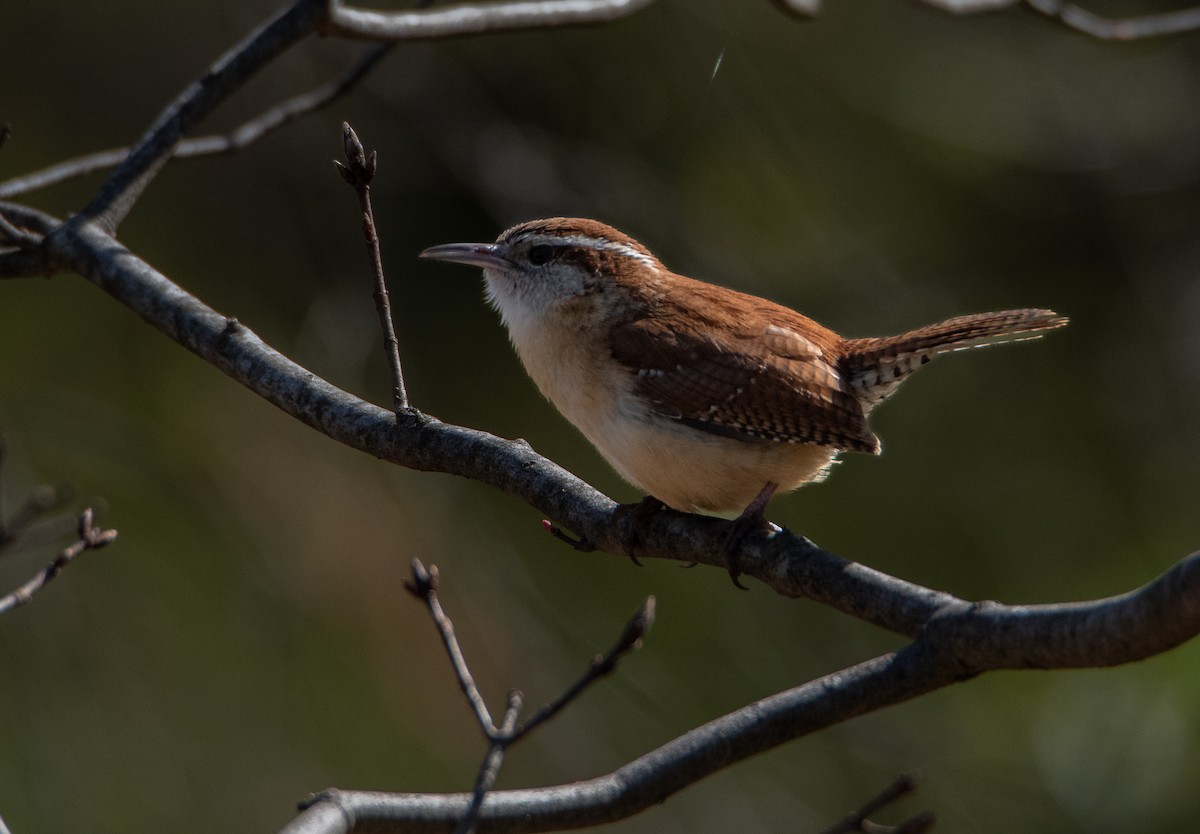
843,309,1068,411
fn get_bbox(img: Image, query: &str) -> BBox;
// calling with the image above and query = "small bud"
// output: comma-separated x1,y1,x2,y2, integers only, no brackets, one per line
616,595,656,652
77,507,94,538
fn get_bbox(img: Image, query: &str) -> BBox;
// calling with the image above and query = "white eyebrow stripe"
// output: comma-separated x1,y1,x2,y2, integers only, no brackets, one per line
523,234,659,268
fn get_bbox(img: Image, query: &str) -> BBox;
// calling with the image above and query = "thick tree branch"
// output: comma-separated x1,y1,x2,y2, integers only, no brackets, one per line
285,547,1200,833
22,210,1198,834
32,216,1200,656
5,3,1200,831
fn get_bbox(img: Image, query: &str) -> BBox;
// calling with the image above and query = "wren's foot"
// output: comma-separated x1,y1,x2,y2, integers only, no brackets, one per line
722,482,780,590
613,495,666,566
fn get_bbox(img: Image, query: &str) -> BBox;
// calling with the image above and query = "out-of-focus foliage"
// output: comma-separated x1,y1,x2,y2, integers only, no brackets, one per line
2,1,1199,831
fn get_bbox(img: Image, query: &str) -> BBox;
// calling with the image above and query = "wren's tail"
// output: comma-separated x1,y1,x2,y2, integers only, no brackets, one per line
842,308,1068,411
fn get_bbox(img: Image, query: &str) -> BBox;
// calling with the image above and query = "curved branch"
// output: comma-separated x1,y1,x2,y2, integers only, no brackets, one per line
1021,0,1200,40
26,215,1200,834
322,0,658,41
918,0,1200,39
35,216,1200,653
282,549,1200,832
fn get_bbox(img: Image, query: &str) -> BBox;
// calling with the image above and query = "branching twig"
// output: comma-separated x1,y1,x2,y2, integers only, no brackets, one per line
0,44,392,201
518,594,654,736
4,2,1200,832
336,123,409,413
457,692,523,834
820,773,935,834
404,559,653,834
0,508,117,615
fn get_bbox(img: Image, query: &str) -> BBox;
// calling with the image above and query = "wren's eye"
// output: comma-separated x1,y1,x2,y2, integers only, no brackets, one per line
527,244,555,266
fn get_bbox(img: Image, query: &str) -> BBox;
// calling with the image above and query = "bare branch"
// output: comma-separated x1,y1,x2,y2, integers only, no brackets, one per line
457,692,523,834
405,559,496,735
917,0,1200,39
0,508,117,615
517,595,654,736
35,216,1200,659
1022,0,1200,39
404,561,652,834
336,123,409,413
0,44,391,201
916,0,1020,12
323,0,658,41
287,645,954,834
771,0,823,16
820,773,934,834
288,539,1200,834
0,202,63,277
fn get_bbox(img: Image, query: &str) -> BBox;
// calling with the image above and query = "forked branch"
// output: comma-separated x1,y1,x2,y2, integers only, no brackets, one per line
400,559,653,834
0,508,118,616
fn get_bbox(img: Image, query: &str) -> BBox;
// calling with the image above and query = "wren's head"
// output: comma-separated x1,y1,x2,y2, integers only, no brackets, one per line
420,218,663,334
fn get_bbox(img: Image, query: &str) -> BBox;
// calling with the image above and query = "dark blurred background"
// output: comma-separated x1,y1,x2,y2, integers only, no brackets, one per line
3,1,1200,831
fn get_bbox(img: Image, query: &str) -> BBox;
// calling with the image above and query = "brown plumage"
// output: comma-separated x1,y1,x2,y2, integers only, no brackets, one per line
421,217,1069,516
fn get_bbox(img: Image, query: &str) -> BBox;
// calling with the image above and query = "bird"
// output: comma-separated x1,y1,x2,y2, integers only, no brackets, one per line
421,217,1067,582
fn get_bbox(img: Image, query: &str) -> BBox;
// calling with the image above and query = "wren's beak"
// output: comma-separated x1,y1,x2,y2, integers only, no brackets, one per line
420,242,510,270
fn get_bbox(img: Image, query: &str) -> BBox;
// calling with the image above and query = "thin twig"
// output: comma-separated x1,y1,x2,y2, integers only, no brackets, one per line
404,560,653,834
405,559,495,733
0,212,42,251
0,44,392,201
336,123,409,414
457,691,524,834
0,508,117,615
517,595,655,736
820,773,934,834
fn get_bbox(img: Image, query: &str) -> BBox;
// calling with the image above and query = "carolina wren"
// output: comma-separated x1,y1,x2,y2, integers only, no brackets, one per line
421,217,1067,535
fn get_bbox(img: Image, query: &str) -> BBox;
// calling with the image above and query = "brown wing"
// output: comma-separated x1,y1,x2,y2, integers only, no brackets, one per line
610,313,879,453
